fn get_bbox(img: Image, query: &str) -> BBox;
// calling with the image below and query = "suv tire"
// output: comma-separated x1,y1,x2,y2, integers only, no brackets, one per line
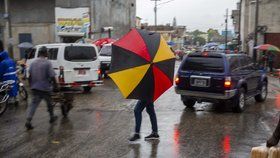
233,88,246,113
183,99,196,108
255,82,267,102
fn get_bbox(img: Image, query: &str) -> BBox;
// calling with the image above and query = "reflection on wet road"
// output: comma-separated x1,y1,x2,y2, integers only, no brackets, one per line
0,73,280,157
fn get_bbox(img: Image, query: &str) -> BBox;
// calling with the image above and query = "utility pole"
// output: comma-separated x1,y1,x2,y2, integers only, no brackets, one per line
238,1,242,50
225,9,228,50
151,0,175,32
151,0,160,32
4,0,13,59
253,0,259,62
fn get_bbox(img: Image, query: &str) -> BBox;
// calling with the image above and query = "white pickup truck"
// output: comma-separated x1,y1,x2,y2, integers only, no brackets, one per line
98,44,112,78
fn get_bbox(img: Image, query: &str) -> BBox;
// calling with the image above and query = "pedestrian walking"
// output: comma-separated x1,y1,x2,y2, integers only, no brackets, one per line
267,116,280,147
107,29,175,142
25,46,59,130
0,40,19,104
267,51,274,73
129,100,159,141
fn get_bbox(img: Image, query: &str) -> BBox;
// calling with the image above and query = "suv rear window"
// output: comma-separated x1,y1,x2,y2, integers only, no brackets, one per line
99,45,112,56
181,57,224,73
64,46,97,62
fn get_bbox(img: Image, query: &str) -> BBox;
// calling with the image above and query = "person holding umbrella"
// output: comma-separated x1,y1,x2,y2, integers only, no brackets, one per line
108,29,175,142
255,44,280,72
267,51,274,73
129,100,159,141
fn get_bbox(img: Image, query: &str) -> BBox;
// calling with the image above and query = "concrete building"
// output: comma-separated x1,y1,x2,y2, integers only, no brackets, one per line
231,2,241,43
0,1,5,43
0,0,136,59
135,16,142,29
235,0,280,59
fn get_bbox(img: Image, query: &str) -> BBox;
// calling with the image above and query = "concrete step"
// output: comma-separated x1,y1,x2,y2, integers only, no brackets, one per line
251,146,280,158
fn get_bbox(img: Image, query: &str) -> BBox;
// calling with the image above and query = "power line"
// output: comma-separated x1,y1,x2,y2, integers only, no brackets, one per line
157,0,175,6
151,0,175,32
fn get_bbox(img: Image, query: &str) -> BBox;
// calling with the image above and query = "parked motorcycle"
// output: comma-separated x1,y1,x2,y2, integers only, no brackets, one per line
0,80,15,116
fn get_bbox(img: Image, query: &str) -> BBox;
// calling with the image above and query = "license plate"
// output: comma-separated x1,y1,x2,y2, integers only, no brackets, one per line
194,79,207,87
78,69,86,75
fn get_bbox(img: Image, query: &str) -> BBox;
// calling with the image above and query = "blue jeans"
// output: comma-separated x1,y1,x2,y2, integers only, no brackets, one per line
134,100,158,134
26,90,54,121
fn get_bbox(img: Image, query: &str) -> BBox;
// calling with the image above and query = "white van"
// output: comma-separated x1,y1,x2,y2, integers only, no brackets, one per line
26,43,103,92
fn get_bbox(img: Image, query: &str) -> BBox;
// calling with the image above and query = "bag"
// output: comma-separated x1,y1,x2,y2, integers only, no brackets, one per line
251,146,268,158
268,147,280,158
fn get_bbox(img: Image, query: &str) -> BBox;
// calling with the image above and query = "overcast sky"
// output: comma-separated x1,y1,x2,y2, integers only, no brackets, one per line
136,0,239,32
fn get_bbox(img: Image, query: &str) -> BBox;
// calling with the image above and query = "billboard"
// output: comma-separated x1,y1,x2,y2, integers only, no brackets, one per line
55,7,90,37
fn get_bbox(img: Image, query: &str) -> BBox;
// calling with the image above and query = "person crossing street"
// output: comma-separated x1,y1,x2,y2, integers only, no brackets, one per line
129,100,159,141
25,46,59,130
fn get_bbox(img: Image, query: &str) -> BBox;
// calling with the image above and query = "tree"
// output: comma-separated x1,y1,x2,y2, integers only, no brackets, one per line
207,28,221,42
193,36,206,46
188,30,207,45
191,29,205,37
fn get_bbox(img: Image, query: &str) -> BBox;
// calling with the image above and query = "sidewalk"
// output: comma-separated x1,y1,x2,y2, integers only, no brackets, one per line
268,75,280,90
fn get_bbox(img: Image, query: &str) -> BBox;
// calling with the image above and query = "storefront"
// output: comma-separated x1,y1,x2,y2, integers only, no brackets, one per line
55,7,91,43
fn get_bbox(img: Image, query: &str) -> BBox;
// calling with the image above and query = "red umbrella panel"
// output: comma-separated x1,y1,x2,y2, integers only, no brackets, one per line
109,29,175,102
93,38,116,47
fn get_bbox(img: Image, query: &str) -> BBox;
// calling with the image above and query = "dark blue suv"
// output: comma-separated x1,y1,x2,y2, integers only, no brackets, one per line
175,52,268,112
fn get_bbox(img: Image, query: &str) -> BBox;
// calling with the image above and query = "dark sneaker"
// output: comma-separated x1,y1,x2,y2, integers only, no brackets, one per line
129,134,140,141
49,116,58,123
145,133,159,140
25,122,34,130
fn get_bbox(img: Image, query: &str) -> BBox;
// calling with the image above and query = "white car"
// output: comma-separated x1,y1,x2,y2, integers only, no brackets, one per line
98,44,112,78
26,43,103,92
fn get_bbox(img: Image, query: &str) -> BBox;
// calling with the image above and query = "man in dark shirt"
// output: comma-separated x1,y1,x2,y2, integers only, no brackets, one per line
25,46,59,130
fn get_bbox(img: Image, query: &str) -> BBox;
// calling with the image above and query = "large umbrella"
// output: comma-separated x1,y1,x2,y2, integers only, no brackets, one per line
254,44,280,52
93,38,116,47
109,29,175,102
18,42,33,49
204,42,218,47
167,41,176,46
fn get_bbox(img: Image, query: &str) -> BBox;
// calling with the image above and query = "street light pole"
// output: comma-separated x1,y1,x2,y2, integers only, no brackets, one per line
4,0,13,59
253,0,259,62
151,0,160,32
238,0,242,49
225,9,228,50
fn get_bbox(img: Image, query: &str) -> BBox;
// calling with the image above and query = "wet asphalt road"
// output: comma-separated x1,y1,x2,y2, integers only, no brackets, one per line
1,63,280,158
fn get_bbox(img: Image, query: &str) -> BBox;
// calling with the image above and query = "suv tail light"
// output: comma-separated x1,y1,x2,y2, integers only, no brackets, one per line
224,77,231,88
59,66,65,83
175,76,180,85
202,52,209,57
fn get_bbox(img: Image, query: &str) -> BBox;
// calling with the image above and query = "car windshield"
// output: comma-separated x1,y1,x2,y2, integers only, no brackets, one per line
64,46,97,62
181,57,224,73
99,46,112,56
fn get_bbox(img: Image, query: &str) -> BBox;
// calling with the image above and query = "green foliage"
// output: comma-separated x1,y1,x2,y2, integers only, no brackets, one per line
207,28,221,42
193,36,206,46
